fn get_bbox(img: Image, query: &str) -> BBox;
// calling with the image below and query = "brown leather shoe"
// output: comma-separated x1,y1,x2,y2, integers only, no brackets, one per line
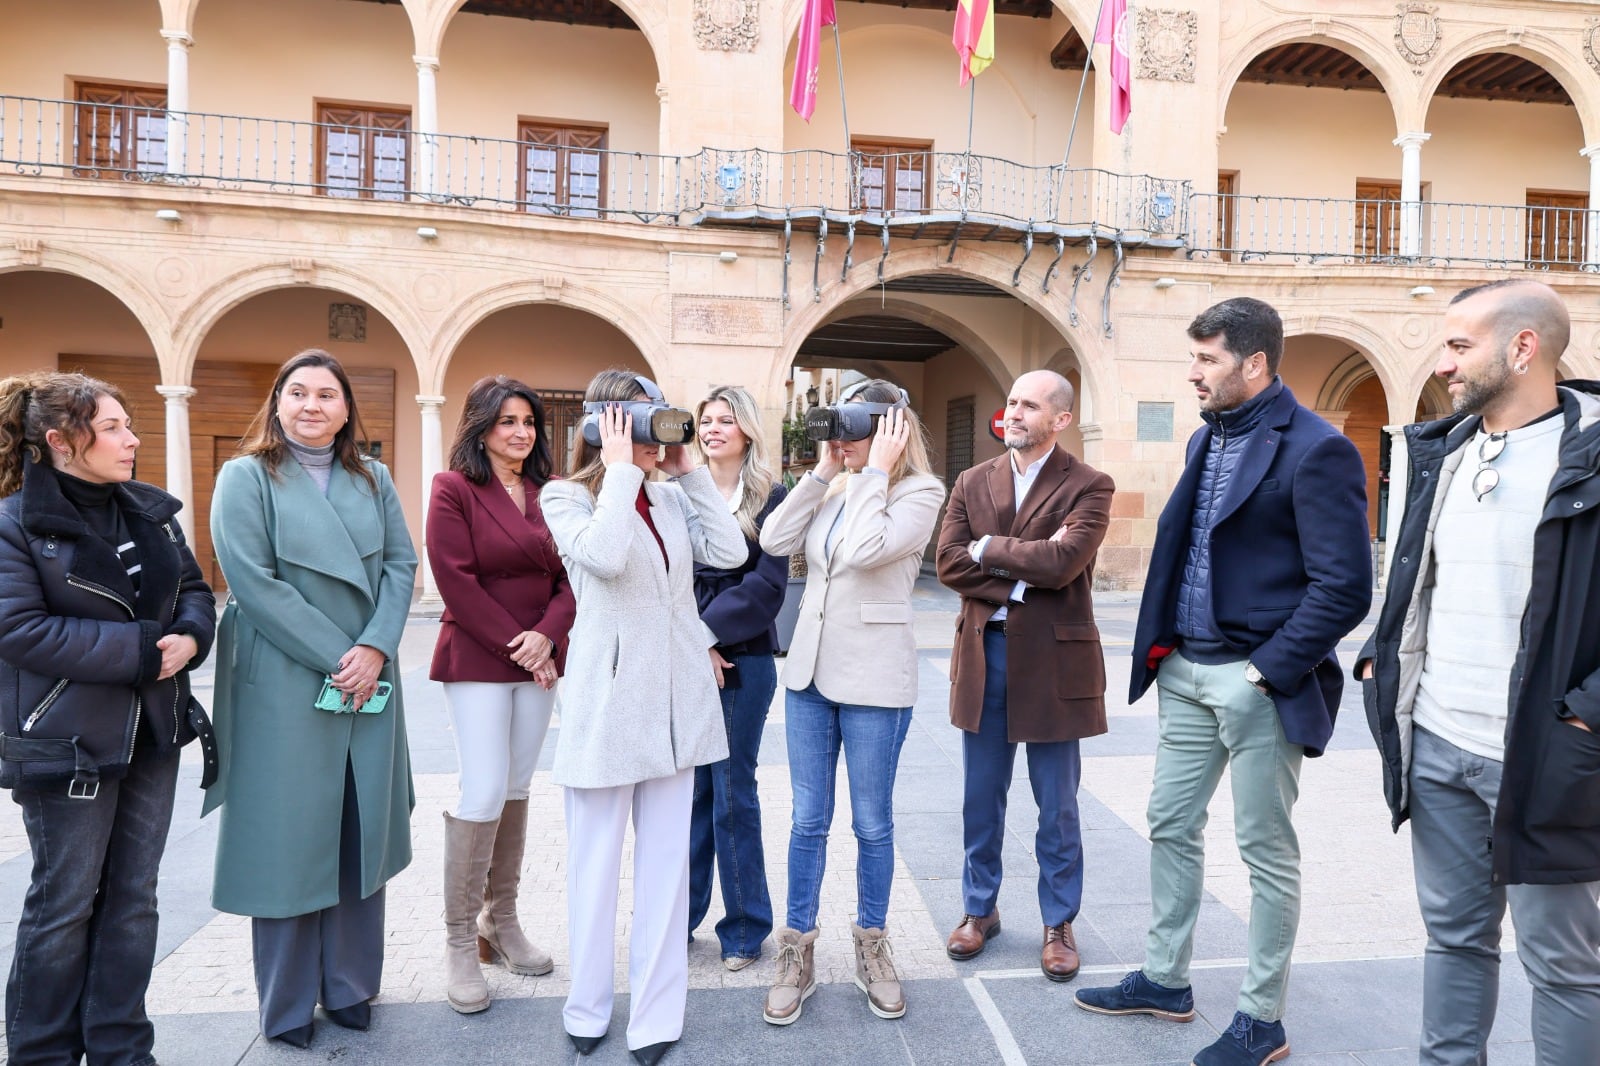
1041,921,1080,982
946,911,1001,961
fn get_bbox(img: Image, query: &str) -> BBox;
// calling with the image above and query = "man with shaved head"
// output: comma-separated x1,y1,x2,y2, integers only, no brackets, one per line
936,369,1114,981
1359,279,1600,1065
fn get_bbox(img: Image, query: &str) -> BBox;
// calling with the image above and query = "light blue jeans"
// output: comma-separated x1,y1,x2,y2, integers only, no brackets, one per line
1410,725,1600,1066
783,684,912,933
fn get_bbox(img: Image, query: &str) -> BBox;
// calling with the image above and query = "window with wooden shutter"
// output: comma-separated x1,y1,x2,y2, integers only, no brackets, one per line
1216,170,1238,260
519,121,608,217
1354,180,1404,259
315,103,410,201
1526,190,1588,270
74,82,167,178
852,138,932,213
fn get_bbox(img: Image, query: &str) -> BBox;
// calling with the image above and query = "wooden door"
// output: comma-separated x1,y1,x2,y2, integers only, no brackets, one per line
1354,181,1402,259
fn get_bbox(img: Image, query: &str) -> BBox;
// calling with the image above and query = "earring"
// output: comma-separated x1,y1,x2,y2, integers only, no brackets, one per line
477,440,484,451
1514,362,1529,376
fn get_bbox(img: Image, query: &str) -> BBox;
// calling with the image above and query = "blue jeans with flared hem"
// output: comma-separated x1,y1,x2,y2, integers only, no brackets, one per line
5,748,181,1066
782,683,912,933
688,653,777,959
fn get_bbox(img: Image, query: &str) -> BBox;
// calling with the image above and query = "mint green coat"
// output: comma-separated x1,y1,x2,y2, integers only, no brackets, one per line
204,454,417,918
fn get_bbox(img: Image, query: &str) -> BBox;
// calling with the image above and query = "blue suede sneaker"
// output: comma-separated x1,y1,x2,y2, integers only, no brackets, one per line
1073,970,1196,1021
1191,1011,1290,1066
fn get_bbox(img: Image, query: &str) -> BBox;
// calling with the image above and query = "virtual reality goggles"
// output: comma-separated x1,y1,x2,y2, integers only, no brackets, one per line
803,382,910,442
579,375,694,447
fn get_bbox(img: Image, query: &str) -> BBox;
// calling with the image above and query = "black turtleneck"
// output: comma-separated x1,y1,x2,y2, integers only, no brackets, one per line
55,469,140,593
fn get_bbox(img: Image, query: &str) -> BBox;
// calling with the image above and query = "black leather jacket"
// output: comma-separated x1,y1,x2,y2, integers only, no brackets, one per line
0,458,217,793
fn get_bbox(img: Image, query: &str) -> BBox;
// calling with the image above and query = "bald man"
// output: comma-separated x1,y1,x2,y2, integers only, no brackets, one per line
935,370,1114,980
1358,279,1600,1065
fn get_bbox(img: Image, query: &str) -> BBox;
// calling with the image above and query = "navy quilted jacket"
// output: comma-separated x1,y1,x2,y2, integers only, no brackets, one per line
1174,381,1281,643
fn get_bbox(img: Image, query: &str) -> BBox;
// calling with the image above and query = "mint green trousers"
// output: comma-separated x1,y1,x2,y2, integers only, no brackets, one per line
1143,652,1304,1023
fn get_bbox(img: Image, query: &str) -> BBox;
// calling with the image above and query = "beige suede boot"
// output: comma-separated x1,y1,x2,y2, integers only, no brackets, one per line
852,923,906,1019
443,812,498,1013
477,799,554,976
762,927,819,1026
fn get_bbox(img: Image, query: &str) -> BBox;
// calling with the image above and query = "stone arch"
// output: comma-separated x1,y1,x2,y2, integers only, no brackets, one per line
428,279,666,394
1219,22,1416,136
0,250,174,375
816,294,1014,398
773,245,1110,429
1281,312,1410,426
1044,345,1095,424
423,0,668,79
172,263,428,385
1421,31,1599,147
1416,376,1450,420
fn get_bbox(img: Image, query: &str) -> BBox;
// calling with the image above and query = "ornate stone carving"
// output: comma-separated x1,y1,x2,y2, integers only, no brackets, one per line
543,274,566,301
1136,9,1197,83
289,256,314,284
13,237,42,266
327,302,366,343
155,256,194,299
1585,18,1600,76
694,0,759,53
1394,2,1441,67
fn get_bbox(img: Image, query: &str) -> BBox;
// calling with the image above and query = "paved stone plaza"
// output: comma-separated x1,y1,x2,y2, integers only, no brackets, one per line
0,580,1541,1065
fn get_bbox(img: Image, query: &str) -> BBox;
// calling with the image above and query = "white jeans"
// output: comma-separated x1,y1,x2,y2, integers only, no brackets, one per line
443,681,555,822
562,768,693,1050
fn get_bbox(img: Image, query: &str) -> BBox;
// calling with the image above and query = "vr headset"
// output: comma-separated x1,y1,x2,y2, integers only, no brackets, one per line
803,381,910,442
579,375,693,447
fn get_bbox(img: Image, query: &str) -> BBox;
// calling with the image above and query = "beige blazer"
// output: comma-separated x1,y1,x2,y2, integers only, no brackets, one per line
760,470,945,709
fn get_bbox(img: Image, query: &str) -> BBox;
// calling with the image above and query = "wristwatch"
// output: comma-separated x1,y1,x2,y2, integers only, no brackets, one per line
1244,662,1268,691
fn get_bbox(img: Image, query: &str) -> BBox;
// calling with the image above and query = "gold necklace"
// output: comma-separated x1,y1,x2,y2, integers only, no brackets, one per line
498,475,522,495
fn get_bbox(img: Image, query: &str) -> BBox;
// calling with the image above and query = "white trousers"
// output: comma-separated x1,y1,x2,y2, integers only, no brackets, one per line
562,768,693,1050
443,681,555,822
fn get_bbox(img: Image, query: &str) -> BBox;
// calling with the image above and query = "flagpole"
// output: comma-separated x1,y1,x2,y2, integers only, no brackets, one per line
1061,0,1109,169
832,22,851,148
963,76,976,209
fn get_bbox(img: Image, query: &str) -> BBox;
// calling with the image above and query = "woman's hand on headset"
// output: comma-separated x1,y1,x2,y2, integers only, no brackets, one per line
659,444,696,478
866,407,911,474
599,404,634,468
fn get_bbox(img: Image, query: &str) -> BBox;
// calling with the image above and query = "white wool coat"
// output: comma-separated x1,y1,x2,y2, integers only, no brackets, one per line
542,464,746,789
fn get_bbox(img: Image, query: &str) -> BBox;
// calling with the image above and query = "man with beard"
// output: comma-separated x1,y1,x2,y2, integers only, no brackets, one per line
1076,297,1371,1066
1358,279,1600,1065
935,370,1114,981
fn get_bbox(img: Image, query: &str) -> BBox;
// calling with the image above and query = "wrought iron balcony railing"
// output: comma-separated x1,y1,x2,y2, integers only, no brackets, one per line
1188,192,1597,271
0,95,1188,245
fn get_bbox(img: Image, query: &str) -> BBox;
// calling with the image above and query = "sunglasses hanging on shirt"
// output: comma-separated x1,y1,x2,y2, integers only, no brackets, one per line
1471,431,1508,502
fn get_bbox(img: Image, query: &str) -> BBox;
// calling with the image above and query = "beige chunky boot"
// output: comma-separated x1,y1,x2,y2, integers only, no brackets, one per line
762,927,819,1026
443,812,498,1013
477,799,554,976
852,923,906,1019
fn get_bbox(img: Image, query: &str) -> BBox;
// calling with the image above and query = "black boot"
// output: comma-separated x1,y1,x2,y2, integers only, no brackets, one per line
269,1022,314,1048
325,1000,371,1031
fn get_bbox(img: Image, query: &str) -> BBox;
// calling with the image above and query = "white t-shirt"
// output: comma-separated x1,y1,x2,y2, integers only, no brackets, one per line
1413,414,1562,760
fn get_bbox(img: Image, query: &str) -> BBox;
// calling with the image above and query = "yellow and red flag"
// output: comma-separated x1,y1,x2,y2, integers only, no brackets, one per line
790,0,838,122
952,0,994,86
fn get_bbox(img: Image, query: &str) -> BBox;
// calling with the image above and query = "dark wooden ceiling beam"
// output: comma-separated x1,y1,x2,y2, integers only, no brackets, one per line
1240,43,1570,105
1050,27,1089,70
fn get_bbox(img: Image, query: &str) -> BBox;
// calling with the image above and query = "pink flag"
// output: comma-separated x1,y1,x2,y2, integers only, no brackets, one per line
790,0,838,122
1094,0,1131,134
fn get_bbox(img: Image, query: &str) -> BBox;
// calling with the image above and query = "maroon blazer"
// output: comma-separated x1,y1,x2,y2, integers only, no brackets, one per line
427,470,576,683
936,445,1115,743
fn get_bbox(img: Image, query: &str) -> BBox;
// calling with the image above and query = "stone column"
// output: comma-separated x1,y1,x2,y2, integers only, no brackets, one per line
1393,132,1430,258
161,31,193,176
1581,144,1600,269
157,385,197,540
417,394,446,606
414,55,440,198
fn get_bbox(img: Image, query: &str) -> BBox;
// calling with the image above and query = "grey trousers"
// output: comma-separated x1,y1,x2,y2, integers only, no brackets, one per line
1410,726,1600,1066
251,763,386,1039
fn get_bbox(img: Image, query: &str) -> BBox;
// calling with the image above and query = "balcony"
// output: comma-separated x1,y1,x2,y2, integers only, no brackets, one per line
1188,193,1598,271
0,94,1187,251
